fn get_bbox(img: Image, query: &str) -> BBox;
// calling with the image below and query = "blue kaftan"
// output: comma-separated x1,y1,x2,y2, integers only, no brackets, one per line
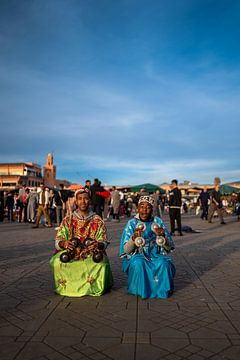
120,216,176,299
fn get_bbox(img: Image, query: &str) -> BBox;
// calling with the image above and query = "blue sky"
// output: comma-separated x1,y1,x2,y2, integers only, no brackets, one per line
0,0,240,186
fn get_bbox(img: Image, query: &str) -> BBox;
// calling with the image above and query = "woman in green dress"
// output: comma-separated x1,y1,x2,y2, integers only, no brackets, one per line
50,188,113,297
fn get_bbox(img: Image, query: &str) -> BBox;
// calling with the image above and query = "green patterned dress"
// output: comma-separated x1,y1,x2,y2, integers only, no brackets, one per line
50,211,113,297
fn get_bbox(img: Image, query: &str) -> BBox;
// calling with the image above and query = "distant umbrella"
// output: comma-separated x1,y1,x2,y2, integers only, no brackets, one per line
130,183,165,194
219,184,240,195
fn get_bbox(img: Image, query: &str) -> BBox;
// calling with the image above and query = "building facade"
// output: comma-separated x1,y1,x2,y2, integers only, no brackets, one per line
0,162,42,190
0,154,71,191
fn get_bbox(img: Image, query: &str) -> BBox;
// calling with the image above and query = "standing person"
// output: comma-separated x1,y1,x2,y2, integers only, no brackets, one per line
152,190,161,217
90,179,104,218
33,183,52,228
13,193,19,221
111,186,120,221
126,194,133,217
50,188,113,297
198,187,210,220
54,184,69,229
208,184,226,224
22,188,30,223
27,187,38,223
84,180,92,210
139,188,149,196
95,186,111,220
54,189,64,230
58,184,69,218
84,179,91,193
18,184,26,222
120,195,175,299
168,179,183,236
5,192,14,222
102,188,110,220
48,189,56,225
160,195,166,215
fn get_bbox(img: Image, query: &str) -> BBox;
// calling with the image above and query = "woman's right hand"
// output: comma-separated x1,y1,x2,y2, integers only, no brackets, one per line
132,229,143,240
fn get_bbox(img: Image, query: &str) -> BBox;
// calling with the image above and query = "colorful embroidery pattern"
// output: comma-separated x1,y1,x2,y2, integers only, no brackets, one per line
56,212,107,243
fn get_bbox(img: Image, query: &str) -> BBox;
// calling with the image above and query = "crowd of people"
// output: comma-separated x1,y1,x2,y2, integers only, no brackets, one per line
184,184,240,222
0,179,165,227
1,178,239,300
0,183,71,227
0,178,240,226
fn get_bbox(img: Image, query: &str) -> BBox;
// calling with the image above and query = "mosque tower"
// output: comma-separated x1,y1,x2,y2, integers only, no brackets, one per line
43,153,56,187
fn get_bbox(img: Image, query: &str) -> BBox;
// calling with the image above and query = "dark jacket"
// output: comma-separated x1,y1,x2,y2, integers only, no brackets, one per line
199,191,210,206
91,183,105,206
210,190,222,208
169,187,182,207
55,189,69,206
6,194,14,207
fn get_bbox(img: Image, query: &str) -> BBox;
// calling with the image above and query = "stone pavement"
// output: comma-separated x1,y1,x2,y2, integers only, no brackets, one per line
0,214,240,360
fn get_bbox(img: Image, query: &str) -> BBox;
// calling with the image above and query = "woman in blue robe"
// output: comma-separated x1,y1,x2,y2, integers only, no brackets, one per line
120,195,176,299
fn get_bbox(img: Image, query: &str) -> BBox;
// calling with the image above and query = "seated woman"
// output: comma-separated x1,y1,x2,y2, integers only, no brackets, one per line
120,195,175,299
50,188,113,297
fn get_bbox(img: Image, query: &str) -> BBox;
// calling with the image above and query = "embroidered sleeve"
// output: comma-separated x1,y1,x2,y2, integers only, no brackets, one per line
55,216,72,249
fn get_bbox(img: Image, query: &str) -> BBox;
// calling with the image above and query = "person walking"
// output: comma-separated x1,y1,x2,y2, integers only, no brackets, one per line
33,183,52,228
168,179,183,236
198,186,210,220
208,184,226,224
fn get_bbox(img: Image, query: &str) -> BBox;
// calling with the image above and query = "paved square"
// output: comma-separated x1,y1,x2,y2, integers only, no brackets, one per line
0,214,240,359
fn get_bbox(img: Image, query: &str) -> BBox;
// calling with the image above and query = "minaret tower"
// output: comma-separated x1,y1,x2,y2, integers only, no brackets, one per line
43,153,56,187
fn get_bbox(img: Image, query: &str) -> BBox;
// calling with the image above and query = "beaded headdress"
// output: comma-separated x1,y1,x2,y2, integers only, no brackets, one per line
138,195,154,207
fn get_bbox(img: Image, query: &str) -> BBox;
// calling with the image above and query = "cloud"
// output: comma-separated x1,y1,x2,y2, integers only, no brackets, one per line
57,154,234,185
1,45,240,186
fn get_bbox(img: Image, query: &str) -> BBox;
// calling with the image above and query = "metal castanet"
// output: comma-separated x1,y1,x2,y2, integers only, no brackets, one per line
134,236,146,247
83,238,92,248
60,251,74,263
71,237,80,247
134,222,146,249
156,236,166,246
151,222,165,236
150,223,169,254
136,222,146,232
60,237,81,263
92,250,104,263
60,236,106,263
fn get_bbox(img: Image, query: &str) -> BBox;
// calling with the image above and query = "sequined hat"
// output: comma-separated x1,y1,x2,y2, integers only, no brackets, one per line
138,195,155,207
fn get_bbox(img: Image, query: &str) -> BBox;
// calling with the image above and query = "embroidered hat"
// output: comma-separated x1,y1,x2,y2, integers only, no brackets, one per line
138,195,154,207
75,188,90,198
